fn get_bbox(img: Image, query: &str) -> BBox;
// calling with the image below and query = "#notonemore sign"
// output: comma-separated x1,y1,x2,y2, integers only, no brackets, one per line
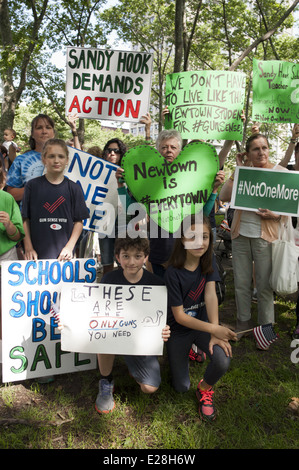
164,70,246,140
66,47,153,122
231,167,299,216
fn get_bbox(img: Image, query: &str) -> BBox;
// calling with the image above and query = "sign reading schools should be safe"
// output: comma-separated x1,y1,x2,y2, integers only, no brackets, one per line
231,167,299,216
2,259,97,383
164,70,246,140
66,47,153,122
252,59,299,124
60,283,167,356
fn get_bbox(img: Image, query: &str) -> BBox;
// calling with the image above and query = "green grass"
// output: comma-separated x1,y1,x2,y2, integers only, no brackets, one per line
1,271,298,450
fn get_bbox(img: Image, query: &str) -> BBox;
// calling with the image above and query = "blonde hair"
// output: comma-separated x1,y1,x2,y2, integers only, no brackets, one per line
42,138,69,160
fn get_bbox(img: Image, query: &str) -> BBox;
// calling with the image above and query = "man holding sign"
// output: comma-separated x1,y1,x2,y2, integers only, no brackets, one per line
219,133,289,345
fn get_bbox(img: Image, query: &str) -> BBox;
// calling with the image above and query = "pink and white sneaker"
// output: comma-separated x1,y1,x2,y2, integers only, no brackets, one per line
196,379,216,422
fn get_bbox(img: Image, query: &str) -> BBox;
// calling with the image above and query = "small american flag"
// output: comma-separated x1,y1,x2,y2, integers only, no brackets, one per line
50,302,60,323
253,323,279,350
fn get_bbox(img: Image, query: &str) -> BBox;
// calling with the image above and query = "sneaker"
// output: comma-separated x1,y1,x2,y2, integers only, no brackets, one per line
95,378,115,414
189,347,206,363
196,380,216,422
292,324,299,340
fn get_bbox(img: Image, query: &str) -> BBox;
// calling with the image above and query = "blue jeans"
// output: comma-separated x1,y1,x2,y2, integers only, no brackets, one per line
122,355,161,388
99,236,115,266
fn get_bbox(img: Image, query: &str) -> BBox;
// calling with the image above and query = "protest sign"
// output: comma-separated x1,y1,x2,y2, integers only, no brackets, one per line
231,167,299,216
66,47,153,122
164,70,246,140
252,59,299,124
60,283,167,356
1,259,97,383
66,146,120,235
121,141,219,233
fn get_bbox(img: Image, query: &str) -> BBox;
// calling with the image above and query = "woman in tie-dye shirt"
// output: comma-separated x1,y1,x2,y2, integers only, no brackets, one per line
6,114,56,203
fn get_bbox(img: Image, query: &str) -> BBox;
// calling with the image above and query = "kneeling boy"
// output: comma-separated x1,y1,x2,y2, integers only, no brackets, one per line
95,236,170,414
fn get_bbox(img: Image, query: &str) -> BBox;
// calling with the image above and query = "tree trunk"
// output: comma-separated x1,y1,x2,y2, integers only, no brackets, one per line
0,0,15,132
174,0,185,73
0,0,49,134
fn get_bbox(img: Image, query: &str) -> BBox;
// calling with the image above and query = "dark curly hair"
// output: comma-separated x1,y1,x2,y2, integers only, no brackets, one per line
102,138,127,165
114,236,150,257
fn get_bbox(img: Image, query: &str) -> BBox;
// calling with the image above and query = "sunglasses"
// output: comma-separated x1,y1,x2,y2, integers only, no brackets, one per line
107,148,121,154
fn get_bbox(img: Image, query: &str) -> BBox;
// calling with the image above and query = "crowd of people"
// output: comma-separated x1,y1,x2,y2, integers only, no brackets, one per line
0,110,298,422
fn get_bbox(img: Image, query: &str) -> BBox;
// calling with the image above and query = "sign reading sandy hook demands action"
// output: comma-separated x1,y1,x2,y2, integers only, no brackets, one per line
66,47,153,122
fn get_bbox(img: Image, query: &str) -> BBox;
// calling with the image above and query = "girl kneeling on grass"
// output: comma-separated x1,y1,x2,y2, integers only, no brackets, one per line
164,214,237,422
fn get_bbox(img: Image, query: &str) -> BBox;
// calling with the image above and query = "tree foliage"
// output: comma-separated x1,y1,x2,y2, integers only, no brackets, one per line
0,0,49,132
0,0,298,149
98,0,176,128
0,0,107,135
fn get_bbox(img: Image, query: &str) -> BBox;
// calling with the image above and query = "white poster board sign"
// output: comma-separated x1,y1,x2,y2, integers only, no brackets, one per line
66,47,154,122
60,283,167,355
1,259,97,383
66,146,120,235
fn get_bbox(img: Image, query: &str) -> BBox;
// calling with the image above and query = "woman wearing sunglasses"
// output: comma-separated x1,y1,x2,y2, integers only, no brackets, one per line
100,138,128,274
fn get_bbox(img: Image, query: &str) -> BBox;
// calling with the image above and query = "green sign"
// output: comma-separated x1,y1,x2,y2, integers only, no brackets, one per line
121,141,219,233
164,70,246,140
231,167,299,216
252,59,299,124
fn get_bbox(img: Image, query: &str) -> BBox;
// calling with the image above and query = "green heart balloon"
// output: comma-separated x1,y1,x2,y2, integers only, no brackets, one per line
121,141,219,233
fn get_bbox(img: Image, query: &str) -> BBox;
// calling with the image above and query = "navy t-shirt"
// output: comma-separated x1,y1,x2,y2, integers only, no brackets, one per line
22,175,89,259
148,212,216,266
165,255,220,332
148,226,175,265
101,267,165,287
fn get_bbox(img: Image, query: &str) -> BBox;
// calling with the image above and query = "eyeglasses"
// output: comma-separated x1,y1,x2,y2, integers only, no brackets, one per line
107,148,121,154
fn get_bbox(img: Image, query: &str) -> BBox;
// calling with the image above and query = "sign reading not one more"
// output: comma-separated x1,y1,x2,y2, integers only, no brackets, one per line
231,167,299,216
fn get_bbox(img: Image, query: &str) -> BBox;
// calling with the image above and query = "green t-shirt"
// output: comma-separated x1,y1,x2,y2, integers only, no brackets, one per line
0,190,25,256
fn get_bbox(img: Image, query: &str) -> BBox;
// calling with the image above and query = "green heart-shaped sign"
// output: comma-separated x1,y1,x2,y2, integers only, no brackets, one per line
121,141,219,233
